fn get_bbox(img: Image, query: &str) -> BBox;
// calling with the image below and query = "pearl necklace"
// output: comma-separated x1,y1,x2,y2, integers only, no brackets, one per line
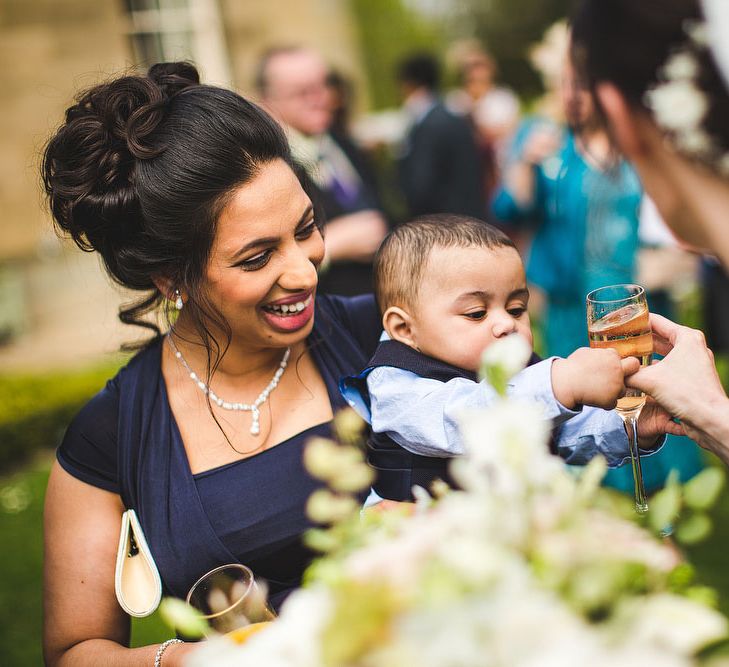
167,334,290,436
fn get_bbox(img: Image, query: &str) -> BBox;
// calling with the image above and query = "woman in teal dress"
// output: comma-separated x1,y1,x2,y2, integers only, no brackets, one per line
491,59,703,492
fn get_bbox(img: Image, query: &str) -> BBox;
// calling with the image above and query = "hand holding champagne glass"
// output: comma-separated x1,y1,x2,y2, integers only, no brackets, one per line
587,284,653,513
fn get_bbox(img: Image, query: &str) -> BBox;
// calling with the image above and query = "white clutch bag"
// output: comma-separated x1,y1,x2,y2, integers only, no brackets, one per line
115,509,162,617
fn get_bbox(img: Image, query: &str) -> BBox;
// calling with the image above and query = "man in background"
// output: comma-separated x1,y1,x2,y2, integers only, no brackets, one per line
396,53,485,220
256,47,387,296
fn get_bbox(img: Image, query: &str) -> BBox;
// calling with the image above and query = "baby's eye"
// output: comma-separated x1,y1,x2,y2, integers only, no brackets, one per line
508,307,527,317
464,310,486,320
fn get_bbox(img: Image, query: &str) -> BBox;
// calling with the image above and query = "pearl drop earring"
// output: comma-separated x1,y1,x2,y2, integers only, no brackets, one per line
174,289,184,311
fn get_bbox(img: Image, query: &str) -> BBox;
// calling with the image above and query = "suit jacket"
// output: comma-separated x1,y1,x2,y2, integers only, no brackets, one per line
398,101,486,220
310,131,383,297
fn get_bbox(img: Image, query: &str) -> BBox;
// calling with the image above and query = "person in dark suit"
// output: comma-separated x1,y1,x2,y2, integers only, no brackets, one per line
396,53,486,220
256,47,387,296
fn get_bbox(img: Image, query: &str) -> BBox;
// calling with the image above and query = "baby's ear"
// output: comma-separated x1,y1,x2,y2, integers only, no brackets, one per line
382,306,418,349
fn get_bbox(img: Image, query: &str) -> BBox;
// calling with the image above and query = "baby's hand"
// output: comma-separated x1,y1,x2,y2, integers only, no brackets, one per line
551,347,638,410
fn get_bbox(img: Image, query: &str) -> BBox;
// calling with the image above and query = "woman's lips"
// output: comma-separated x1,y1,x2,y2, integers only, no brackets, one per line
260,294,315,332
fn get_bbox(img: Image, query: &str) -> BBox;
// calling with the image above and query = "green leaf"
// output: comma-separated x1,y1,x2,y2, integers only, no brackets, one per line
683,467,726,511
482,365,508,396
676,513,713,545
648,482,681,533
159,597,208,638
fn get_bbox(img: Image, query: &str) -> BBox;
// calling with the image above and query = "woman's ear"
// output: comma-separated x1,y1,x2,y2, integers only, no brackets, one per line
382,306,419,349
152,276,175,300
152,276,186,306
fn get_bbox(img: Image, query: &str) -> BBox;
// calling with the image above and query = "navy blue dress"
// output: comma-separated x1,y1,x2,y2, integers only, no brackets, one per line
57,294,381,610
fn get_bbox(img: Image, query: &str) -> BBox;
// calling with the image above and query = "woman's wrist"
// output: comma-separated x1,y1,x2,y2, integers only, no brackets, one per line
688,394,729,465
154,639,184,667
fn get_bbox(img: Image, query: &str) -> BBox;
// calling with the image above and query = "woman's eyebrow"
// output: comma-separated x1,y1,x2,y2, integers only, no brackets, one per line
230,205,314,261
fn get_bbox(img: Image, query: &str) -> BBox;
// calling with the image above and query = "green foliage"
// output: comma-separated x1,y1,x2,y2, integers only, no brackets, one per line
0,359,124,472
685,468,726,511
648,467,727,545
648,470,682,533
350,0,445,110
678,514,714,545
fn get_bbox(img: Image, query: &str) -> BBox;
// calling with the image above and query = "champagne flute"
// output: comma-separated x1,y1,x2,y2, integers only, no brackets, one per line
587,284,653,513
186,564,275,637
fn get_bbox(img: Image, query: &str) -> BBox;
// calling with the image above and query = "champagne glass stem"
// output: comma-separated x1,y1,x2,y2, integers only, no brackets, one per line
619,409,648,513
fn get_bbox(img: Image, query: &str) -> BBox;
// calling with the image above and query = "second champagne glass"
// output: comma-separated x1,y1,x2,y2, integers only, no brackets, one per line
587,284,653,513
186,563,275,637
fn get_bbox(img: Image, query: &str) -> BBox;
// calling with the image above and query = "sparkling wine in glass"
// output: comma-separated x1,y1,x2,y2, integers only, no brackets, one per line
186,564,275,637
587,284,652,513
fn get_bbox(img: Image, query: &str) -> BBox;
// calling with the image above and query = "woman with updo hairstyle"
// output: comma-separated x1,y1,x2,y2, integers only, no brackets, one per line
571,0,729,468
42,62,381,665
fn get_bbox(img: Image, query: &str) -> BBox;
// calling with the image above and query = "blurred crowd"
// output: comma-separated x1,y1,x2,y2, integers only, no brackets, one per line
252,22,729,490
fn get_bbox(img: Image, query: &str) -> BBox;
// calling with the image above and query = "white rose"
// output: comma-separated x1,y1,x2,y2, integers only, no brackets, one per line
480,333,532,393
662,52,699,80
645,79,708,132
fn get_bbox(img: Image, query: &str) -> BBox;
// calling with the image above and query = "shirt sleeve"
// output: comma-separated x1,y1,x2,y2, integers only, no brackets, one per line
56,379,120,493
367,360,577,458
555,406,664,468
367,367,491,457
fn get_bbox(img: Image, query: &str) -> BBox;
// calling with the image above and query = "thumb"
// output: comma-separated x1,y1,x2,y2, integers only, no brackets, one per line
620,356,640,376
625,362,657,393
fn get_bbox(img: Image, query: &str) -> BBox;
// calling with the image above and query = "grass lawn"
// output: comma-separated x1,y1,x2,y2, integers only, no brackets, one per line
0,456,168,666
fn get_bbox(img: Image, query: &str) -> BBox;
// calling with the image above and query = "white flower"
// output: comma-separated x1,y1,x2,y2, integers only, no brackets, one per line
457,400,556,486
480,333,532,387
617,593,728,656
684,18,708,47
675,126,713,154
306,489,359,524
187,588,334,667
645,79,708,132
662,52,699,80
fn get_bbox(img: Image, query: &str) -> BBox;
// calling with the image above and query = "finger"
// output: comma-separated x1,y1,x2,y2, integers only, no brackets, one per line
664,421,687,437
648,313,682,345
651,336,674,357
624,365,656,393
620,357,640,376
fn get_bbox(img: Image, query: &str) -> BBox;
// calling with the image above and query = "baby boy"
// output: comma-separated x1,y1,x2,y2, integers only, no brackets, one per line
341,215,663,501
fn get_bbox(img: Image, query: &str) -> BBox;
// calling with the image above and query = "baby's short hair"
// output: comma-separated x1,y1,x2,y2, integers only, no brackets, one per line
374,215,516,314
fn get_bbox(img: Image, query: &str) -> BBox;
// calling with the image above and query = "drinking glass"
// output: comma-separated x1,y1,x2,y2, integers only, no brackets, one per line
186,564,275,636
587,284,653,513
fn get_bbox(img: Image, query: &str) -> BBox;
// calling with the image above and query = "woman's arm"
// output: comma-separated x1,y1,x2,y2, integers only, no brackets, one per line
625,313,729,466
43,463,196,666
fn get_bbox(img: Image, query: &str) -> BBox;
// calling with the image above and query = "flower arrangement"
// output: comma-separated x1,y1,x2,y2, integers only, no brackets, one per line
184,336,728,667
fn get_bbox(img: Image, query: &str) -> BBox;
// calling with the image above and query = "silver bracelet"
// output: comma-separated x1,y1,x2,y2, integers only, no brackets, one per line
154,638,183,667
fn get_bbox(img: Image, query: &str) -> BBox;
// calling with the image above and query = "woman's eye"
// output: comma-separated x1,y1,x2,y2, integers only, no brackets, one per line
464,310,486,320
295,221,317,240
239,249,273,271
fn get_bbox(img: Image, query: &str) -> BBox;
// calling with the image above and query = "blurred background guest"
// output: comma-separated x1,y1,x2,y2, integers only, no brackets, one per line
492,35,703,491
446,41,520,195
256,47,387,296
395,52,486,220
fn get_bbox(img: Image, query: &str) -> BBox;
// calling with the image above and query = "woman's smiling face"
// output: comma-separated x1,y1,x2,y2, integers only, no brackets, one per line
202,158,325,350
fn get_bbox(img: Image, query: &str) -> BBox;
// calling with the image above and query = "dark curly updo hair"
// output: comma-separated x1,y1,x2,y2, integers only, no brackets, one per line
42,61,301,362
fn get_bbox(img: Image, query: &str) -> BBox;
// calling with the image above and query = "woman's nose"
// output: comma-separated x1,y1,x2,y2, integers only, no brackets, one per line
278,244,319,292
